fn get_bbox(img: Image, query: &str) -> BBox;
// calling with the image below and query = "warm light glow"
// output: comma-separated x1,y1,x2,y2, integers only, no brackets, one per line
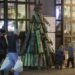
0,21,4,29
8,21,16,31
0,21,16,32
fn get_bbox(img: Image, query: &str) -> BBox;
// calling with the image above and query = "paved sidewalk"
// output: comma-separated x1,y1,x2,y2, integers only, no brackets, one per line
22,68,75,75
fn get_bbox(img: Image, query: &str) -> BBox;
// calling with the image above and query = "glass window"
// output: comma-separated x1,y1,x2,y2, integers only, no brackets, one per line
56,21,61,31
30,5,34,19
72,37,75,47
64,21,71,34
72,0,75,4
26,21,30,31
0,20,4,29
56,0,61,4
72,23,75,34
0,3,4,19
18,21,26,32
64,0,71,4
64,6,70,18
26,4,29,19
8,21,16,32
56,37,62,49
56,6,61,20
64,37,71,46
72,6,75,20
8,3,16,19
18,4,25,19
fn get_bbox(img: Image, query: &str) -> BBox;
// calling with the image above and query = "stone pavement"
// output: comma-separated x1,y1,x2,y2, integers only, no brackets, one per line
22,68,75,75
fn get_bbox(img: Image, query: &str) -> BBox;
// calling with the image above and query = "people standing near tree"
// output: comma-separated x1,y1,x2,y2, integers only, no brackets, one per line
55,45,65,69
66,43,75,68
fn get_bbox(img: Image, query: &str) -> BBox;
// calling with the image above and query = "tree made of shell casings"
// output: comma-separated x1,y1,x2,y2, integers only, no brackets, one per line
22,5,54,69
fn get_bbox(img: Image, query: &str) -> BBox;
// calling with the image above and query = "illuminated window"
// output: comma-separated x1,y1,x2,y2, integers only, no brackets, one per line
56,0,61,4
63,0,75,46
0,21,4,29
18,4,25,19
56,21,61,31
0,3,4,19
0,0,35,32
56,6,61,20
64,0,70,4
8,3,16,19
55,0,63,48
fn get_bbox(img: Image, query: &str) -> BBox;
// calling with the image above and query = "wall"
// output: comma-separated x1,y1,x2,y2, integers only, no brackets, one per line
40,0,56,51
40,0,55,17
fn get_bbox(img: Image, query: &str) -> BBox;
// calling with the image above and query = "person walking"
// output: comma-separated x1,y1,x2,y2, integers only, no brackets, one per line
0,29,8,75
55,45,65,69
0,31,22,75
66,43,75,68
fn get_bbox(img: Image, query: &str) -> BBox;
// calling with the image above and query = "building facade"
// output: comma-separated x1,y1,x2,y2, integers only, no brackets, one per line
1,0,74,50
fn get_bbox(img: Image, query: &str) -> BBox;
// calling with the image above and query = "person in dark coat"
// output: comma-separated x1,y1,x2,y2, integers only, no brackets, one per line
0,29,8,75
55,45,65,69
66,43,75,68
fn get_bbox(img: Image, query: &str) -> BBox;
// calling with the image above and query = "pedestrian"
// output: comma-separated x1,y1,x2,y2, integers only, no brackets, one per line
7,31,21,75
55,45,65,69
0,31,21,75
66,43,74,68
0,29,8,75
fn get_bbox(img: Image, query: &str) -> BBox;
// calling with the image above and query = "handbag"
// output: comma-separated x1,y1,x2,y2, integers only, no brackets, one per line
13,56,23,72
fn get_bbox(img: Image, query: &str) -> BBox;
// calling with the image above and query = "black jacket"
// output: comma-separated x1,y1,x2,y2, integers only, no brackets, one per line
0,36,7,54
7,33,18,52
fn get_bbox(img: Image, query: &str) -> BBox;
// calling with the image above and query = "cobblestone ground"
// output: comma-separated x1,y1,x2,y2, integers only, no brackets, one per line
22,68,75,75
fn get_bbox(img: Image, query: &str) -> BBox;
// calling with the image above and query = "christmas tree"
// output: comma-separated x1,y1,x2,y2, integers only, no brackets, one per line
21,4,54,69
